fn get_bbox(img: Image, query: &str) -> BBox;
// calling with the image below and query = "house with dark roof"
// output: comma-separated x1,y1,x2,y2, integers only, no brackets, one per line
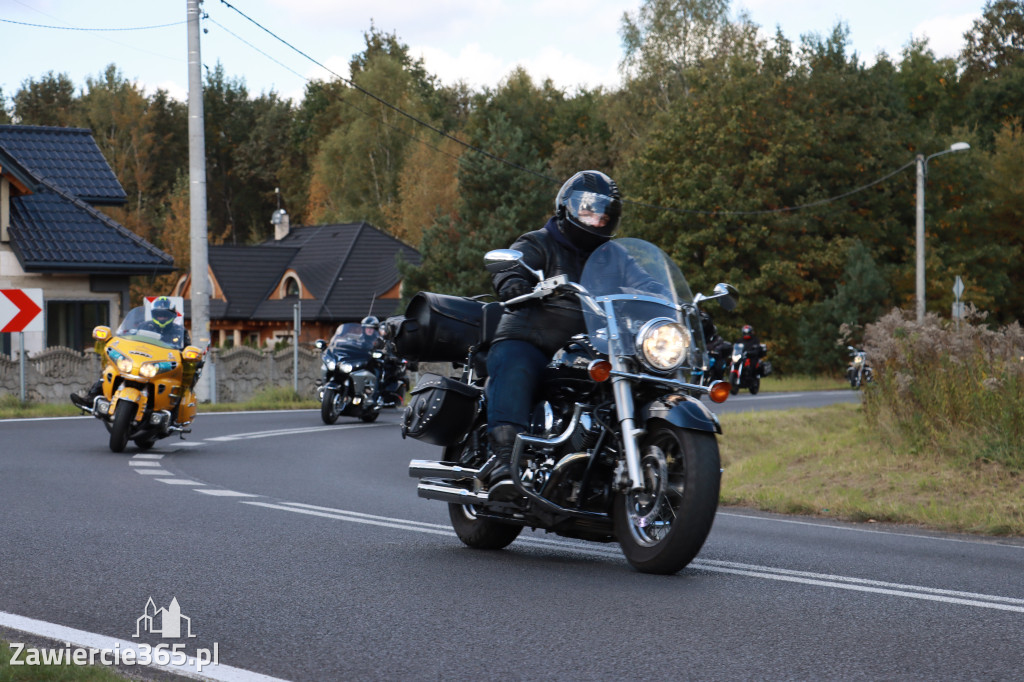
0,125,174,356
171,218,420,348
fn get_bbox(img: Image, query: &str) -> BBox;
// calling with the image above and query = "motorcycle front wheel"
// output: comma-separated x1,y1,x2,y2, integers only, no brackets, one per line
613,424,721,574
321,387,349,424
109,400,136,453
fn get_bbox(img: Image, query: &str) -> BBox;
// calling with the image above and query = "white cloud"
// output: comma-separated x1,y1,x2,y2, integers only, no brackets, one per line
912,12,979,58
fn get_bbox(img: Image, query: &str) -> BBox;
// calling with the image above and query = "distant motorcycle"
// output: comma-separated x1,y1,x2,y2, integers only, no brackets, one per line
846,346,872,389
315,322,407,424
704,337,732,385
729,341,770,395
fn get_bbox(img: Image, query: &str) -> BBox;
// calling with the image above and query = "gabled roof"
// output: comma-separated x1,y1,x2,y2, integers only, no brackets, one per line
205,222,421,323
8,189,174,274
0,125,127,204
0,124,173,275
209,245,298,318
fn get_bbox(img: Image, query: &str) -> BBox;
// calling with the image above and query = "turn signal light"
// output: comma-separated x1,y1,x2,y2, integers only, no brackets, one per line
708,380,730,404
92,326,111,340
588,359,612,382
182,346,204,361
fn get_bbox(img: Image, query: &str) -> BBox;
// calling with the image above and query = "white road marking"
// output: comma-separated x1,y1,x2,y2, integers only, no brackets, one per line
131,454,164,460
196,489,261,497
133,469,167,475
128,461,162,467
156,479,203,485
242,501,1024,614
205,422,388,441
0,610,288,682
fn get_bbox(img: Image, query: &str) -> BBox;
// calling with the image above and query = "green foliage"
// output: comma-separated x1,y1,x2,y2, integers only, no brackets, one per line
12,70,77,125
796,240,891,373
4,0,1023,376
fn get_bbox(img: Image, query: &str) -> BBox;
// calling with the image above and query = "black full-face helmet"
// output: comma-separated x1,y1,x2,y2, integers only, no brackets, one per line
151,296,177,329
741,324,754,341
555,170,622,252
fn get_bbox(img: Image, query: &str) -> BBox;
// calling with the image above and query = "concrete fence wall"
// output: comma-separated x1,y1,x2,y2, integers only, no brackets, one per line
0,346,324,404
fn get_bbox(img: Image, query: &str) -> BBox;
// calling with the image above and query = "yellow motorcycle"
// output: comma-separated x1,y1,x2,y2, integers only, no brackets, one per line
79,305,205,452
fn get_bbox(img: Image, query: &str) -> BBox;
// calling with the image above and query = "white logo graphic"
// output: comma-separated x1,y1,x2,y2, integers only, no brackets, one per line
134,597,196,639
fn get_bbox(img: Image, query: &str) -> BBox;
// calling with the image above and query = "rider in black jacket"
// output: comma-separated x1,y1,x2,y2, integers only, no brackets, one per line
484,170,622,497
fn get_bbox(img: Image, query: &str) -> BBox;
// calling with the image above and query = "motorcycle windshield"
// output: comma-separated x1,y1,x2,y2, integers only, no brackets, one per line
327,322,379,360
580,238,705,369
114,306,188,351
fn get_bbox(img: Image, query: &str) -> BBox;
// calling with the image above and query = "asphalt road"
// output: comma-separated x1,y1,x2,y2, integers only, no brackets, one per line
1,391,1022,681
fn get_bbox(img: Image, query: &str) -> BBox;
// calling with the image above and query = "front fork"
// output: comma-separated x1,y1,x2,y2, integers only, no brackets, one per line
610,360,644,493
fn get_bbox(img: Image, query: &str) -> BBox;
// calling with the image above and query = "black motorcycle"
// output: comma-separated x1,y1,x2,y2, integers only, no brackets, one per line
396,238,737,575
315,323,402,424
704,336,732,385
729,341,770,395
846,346,872,388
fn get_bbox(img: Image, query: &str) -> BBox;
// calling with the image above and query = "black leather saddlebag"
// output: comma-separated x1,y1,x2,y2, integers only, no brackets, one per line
401,373,482,446
392,292,486,363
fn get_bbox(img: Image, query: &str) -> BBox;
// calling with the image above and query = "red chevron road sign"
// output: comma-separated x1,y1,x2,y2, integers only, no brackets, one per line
0,288,44,333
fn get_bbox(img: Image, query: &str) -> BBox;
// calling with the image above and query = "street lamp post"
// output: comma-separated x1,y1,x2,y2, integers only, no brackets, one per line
915,141,970,322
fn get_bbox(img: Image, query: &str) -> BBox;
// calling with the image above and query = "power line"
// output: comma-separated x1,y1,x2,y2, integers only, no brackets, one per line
217,0,560,186
216,1,925,219
204,14,463,164
0,18,185,31
624,160,918,217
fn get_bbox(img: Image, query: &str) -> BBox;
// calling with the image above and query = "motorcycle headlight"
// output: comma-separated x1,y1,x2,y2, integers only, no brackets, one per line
107,348,134,375
732,351,742,363
140,361,176,378
326,359,337,371
636,318,689,372
340,362,354,374
853,356,863,365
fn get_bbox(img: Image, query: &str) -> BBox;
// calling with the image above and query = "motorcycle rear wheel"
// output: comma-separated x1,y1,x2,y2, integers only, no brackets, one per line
613,424,720,575
448,503,522,549
109,400,135,453
443,442,522,549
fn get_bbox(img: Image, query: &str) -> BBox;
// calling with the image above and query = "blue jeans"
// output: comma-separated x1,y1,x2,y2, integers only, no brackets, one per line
485,339,548,433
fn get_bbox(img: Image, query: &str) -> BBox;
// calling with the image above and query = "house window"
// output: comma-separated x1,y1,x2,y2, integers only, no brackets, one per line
283,277,300,298
47,300,109,351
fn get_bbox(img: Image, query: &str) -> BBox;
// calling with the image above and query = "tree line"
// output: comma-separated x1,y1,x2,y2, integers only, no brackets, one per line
1,0,1021,373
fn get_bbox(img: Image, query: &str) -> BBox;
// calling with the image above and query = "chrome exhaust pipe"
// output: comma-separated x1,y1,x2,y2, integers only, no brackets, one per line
408,459,480,480
417,480,489,505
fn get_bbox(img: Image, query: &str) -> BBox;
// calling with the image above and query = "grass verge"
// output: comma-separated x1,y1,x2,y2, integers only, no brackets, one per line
756,374,849,393
0,386,318,419
718,402,1024,535
1,638,129,681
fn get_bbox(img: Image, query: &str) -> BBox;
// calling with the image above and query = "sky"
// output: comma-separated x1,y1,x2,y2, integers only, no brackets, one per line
0,0,988,106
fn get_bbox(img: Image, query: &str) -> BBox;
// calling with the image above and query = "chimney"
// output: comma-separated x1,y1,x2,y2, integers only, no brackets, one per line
271,208,289,241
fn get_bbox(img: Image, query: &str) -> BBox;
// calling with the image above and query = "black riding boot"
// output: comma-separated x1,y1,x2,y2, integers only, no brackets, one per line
70,379,103,409
482,424,520,501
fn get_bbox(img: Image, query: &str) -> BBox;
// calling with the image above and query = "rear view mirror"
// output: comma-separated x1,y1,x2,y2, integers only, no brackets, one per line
694,283,739,312
484,249,544,281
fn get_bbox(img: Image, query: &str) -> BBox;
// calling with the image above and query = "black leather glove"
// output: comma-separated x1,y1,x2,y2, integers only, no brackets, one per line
498,278,532,302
